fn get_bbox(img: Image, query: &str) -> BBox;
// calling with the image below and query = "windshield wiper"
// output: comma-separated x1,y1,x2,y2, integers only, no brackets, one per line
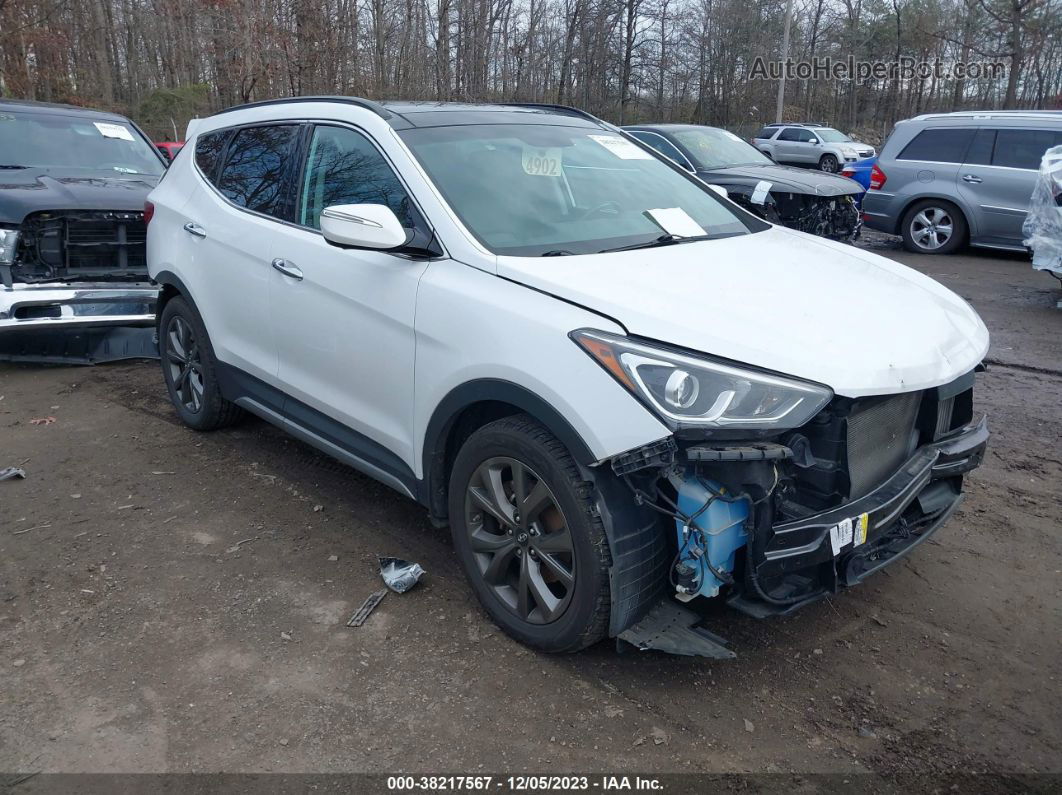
0,164,28,169
540,249,575,256
598,232,740,253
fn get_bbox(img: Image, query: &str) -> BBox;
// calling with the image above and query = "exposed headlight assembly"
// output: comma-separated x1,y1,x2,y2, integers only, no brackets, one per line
0,228,20,289
571,329,832,430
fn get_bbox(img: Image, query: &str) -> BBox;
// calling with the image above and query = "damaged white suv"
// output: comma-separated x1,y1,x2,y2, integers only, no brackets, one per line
146,99,989,656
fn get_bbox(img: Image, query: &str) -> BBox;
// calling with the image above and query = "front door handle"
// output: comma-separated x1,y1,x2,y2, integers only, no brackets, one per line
962,174,983,184
183,222,207,238
271,258,303,281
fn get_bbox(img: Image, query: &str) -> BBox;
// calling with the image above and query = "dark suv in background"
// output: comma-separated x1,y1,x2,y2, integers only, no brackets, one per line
0,99,164,362
862,111,1062,255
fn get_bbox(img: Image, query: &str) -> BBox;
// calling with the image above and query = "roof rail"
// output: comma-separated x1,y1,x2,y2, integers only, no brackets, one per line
765,121,827,128
496,102,607,125
911,110,1062,121
213,95,398,121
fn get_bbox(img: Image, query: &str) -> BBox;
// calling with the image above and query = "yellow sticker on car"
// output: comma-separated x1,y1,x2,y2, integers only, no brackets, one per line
854,512,870,546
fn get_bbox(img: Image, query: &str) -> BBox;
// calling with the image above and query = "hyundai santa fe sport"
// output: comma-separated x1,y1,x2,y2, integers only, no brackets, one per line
146,98,990,656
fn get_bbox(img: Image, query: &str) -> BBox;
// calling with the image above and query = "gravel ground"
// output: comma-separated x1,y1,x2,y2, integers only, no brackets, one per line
1,234,1060,786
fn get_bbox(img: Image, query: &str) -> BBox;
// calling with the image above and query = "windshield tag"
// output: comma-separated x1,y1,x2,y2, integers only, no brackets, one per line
588,134,653,160
521,146,563,177
94,122,134,141
645,208,706,237
751,180,772,205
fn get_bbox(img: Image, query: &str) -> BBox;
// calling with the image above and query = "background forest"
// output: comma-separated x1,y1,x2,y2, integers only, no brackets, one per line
0,0,1059,142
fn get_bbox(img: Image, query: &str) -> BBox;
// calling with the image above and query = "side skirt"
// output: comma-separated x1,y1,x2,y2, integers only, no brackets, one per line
215,362,421,503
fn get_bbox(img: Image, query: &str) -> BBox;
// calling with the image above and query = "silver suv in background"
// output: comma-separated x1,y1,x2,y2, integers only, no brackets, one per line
753,123,876,173
862,111,1062,255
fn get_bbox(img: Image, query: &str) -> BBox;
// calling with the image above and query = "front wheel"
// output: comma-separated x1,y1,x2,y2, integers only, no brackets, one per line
819,154,840,173
448,415,611,653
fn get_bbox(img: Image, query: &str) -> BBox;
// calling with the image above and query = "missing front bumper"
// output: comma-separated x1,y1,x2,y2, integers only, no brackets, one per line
729,415,988,618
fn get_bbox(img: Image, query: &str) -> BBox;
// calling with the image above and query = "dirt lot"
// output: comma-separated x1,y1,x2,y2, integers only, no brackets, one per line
2,234,1060,785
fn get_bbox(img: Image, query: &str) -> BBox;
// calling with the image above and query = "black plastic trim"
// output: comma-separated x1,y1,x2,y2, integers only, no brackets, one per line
214,362,421,500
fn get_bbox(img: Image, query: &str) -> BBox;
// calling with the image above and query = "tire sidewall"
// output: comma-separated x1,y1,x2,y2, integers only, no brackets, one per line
901,200,966,255
448,423,607,652
820,154,839,172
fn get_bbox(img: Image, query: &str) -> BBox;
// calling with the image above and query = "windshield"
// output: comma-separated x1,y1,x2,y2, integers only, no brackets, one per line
0,110,164,176
814,128,852,143
400,124,755,256
670,127,772,169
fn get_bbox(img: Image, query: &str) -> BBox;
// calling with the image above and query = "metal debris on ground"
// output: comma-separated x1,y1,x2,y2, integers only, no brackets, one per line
29,417,56,426
347,589,387,627
378,556,426,594
0,467,26,481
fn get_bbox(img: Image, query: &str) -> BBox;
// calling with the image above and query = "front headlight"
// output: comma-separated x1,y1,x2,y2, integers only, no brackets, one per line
571,329,832,430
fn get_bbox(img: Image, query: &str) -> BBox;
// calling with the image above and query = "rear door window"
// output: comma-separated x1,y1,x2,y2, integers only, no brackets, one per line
898,128,974,163
777,128,801,141
216,124,300,218
754,127,777,140
964,129,996,165
991,129,1059,170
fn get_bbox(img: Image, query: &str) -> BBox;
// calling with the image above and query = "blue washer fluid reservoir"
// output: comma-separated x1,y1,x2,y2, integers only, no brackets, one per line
674,470,750,599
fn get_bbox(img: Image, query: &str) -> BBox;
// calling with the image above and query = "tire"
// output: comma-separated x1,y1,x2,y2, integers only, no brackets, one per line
819,154,840,173
158,295,244,431
448,414,611,653
900,199,967,255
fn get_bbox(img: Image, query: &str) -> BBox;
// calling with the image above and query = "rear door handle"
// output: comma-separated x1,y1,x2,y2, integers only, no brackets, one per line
183,222,207,238
271,258,303,281
962,174,983,184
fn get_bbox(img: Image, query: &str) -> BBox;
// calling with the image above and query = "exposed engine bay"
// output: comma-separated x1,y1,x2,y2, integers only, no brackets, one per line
729,190,861,242
5,209,147,285
611,370,987,656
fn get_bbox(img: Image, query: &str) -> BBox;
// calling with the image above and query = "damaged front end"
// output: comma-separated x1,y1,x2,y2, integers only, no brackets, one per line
0,210,158,363
609,370,987,657
728,189,862,242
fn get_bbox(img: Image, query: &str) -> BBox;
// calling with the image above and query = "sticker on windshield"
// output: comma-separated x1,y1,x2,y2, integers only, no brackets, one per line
750,180,772,204
645,207,705,237
521,146,563,177
588,134,654,160
93,122,134,141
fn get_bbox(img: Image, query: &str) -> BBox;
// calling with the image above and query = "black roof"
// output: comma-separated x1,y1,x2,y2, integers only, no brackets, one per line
211,96,608,130
0,97,130,121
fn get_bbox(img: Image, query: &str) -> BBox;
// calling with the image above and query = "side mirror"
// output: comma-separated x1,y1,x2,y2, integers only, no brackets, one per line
320,204,409,250
811,139,820,145
706,184,728,199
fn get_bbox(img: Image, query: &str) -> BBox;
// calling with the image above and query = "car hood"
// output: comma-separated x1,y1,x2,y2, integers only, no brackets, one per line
496,226,989,398
0,169,160,223
697,164,861,197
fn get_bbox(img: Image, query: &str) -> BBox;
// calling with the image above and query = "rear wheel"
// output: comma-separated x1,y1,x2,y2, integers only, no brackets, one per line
819,154,840,173
900,199,967,255
158,296,243,430
448,415,611,653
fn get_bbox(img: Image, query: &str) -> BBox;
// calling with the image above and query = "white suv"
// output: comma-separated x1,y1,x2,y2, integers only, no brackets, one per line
146,98,989,655
754,123,876,172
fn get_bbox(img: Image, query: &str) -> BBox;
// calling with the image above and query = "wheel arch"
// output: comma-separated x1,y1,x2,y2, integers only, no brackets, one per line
152,270,196,330
421,378,671,637
420,379,596,522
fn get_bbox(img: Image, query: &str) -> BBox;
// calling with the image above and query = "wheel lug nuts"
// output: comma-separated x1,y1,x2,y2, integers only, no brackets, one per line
515,549,522,557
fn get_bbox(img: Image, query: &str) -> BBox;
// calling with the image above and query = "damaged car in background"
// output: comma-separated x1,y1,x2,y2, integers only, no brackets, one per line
0,99,164,363
624,123,864,242
148,99,988,658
